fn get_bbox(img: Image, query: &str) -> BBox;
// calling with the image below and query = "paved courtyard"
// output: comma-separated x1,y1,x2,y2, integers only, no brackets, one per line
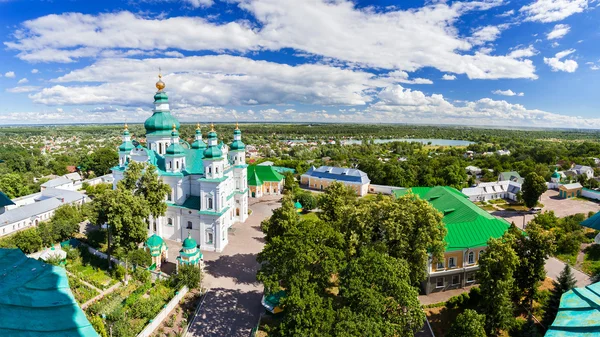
184,195,282,337
493,189,600,229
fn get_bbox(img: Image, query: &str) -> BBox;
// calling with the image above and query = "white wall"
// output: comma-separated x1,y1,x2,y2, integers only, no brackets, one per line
368,184,404,195
582,189,600,201
136,286,189,337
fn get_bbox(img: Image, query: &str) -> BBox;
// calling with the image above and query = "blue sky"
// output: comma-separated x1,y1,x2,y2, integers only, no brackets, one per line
0,0,599,127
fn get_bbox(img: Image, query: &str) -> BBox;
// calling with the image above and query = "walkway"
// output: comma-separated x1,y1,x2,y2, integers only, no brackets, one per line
545,257,591,288
81,281,122,309
186,195,282,337
65,270,102,293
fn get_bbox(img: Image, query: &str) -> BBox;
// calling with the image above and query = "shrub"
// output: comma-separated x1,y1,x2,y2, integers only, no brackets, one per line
133,268,151,283
89,315,108,337
112,265,126,281
171,264,202,290
12,228,42,254
446,292,470,309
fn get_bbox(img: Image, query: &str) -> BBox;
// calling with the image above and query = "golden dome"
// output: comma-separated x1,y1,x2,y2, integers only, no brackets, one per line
156,72,165,91
124,123,128,130
196,123,201,130
235,121,239,130
210,122,215,131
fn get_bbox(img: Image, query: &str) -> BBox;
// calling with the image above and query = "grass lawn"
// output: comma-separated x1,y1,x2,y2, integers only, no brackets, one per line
582,244,600,275
555,253,577,266
479,205,496,212
300,212,319,221
67,261,117,290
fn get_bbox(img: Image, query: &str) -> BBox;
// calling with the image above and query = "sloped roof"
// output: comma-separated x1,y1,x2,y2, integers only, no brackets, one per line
247,170,264,187
561,183,583,190
0,189,85,227
581,211,600,231
394,186,510,252
0,191,15,208
41,176,72,188
247,165,285,184
546,281,600,336
301,165,369,184
0,248,99,336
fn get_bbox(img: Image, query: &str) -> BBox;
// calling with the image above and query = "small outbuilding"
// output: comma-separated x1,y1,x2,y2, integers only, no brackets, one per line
145,234,168,270
559,183,583,199
177,233,203,269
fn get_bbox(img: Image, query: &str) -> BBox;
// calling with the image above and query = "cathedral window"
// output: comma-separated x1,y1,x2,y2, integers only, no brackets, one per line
168,218,173,226
206,232,213,244
187,221,193,229
208,198,213,209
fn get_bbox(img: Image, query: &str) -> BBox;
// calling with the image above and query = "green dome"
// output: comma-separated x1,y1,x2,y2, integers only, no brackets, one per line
191,139,207,149
166,142,186,156
123,130,130,136
182,234,197,250
230,140,246,151
207,131,217,139
234,129,241,135
154,91,169,103
145,112,180,135
203,145,223,159
146,234,165,248
119,141,135,152
552,170,561,179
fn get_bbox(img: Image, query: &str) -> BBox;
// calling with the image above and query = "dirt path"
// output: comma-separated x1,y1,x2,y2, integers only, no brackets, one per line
81,281,122,309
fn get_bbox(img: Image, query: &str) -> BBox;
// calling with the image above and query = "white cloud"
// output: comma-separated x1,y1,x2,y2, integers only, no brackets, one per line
497,9,515,17
551,41,560,48
17,78,28,84
183,0,214,8
4,71,15,78
544,49,578,72
492,89,524,96
520,0,588,23
30,55,387,106
467,25,504,46
547,24,570,40
442,74,457,80
5,1,538,80
6,86,40,93
508,45,538,58
31,68,38,74
164,51,184,58
380,71,433,85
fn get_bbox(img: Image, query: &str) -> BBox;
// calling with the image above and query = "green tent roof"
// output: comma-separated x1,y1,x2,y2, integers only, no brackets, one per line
581,211,600,230
546,281,600,336
0,191,14,208
394,186,510,252
0,248,99,336
118,140,135,152
247,165,285,186
182,234,198,250
294,201,302,209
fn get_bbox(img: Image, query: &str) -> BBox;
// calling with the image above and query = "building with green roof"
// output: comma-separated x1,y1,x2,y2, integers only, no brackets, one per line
145,234,168,270
394,186,511,294
0,248,99,336
112,75,249,253
546,281,600,336
177,233,203,269
247,165,285,198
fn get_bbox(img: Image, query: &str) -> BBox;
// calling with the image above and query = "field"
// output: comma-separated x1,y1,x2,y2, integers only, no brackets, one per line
67,274,99,304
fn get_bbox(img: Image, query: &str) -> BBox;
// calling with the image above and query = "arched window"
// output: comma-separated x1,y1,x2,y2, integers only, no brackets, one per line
176,161,179,169
168,161,172,169
187,221,192,229
159,143,163,154
208,198,213,209
468,251,475,264
168,218,173,226
216,166,219,174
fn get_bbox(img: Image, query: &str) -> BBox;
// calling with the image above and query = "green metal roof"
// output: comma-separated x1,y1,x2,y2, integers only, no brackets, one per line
394,186,510,252
0,248,99,336
581,211,600,230
118,140,135,152
146,234,165,248
546,281,600,336
247,165,285,186
203,145,223,159
191,139,207,149
230,140,246,151
182,233,198,250
166,142,186,156
144,111,180,135
294,201,302,209
0,191,14,208
552,169,561,179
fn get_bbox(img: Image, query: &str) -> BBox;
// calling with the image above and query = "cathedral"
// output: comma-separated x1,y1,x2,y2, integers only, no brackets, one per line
112,75,248,252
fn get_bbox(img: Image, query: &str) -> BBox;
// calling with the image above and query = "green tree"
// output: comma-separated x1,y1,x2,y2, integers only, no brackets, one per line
0,173,29,198
542,264,577,327
511,222,555,320
477,236,520,336
13,228,43,254
127,248,152,268
283,171,297,194
317,182,357,227
447,309,486,337
50,204,83,241
522,172,548,208
261,196,298,242
530,211,559,230
87,147,119,176
135,164,171,224
295,191,317,211
172,264,202,290
36,222,55,247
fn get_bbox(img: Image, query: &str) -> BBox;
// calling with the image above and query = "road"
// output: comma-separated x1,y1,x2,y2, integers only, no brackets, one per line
186,195,282,337
545,257,592,287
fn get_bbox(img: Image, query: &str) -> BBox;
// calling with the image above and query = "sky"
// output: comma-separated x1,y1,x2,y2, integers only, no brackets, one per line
0,0,599,128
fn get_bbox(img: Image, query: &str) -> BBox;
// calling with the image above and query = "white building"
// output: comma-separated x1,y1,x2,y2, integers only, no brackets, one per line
566,165,595,180
462,181,521,202
111,76,248,252
0,188,86,237
40,176,74,191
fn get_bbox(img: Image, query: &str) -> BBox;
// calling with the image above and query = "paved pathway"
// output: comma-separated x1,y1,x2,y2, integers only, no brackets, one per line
545,257,592,288
186,195,282,337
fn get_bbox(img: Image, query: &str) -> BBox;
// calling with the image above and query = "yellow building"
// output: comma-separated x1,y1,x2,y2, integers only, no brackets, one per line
247,165,285,198
300,165,370,197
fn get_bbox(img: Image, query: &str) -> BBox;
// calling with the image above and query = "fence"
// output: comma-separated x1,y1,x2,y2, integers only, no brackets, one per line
368,184,405,195
136,286,189,337
61,238,125,267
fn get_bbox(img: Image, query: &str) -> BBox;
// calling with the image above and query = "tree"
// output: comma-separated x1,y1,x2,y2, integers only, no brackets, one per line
530,211,559,230
447,309,486,337
295,191,317,211
0,173,29,198
317,182,357,227
283,171,297,194
543,264,577,327
13,228,42,254
511,222,555,320
127,248,152,268
135,164,171,224
36,222,55,247
88,315,108,337
172,264,202,289
50,204,83,241
261,196,298,242
86,147,119,176
522,172,547,208
477,236,520,336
